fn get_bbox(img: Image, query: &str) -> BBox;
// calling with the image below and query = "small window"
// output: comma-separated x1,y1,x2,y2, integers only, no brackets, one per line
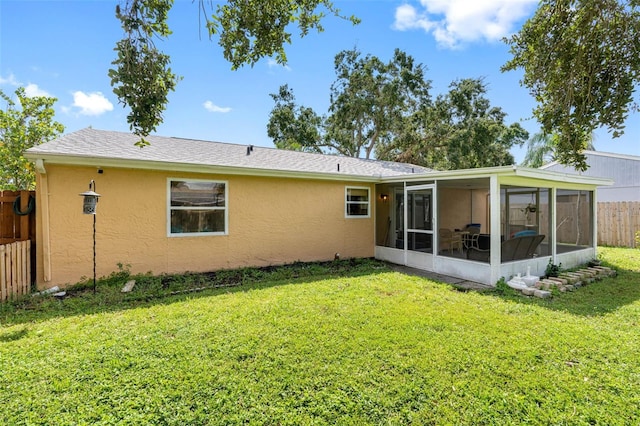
345,187,370,218
168,179,227,236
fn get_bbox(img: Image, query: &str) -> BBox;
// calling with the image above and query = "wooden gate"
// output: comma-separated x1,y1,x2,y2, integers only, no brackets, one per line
0,190,36,300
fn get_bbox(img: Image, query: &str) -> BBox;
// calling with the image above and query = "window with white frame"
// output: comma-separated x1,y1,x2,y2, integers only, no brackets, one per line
168,179,227,235
345,186,370,218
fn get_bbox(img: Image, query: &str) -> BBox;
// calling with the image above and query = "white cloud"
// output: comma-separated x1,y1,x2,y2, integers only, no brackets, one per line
24,83,52,97
267,58,291,71
203,100,232,113
0,73,20,86
71,91,114,116
393,0,537,49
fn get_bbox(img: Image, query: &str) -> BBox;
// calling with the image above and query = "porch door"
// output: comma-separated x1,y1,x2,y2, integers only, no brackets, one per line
405,185,434,253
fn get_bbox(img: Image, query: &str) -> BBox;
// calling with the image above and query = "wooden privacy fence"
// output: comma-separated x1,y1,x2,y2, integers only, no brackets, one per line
0,190,36,301
1,240,31,301
598,201,640,248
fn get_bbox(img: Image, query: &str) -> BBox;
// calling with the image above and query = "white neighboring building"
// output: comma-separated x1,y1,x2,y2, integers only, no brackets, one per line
541,151,640,202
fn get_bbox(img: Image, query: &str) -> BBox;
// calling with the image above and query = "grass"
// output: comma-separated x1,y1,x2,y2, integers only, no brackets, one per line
1,249,639,425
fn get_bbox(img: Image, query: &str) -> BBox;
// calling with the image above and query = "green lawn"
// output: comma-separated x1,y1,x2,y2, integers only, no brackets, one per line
1,249,639,425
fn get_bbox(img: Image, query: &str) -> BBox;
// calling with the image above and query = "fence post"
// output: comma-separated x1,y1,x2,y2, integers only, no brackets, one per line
20,190,30,241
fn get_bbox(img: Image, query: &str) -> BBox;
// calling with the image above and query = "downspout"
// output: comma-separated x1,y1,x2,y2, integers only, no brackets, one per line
35,159,52,282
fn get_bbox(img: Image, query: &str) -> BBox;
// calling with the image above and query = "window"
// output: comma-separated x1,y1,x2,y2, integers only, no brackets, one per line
345,186,370,218
168,179,227,236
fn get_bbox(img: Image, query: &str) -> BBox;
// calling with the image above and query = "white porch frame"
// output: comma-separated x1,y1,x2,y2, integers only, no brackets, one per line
375,166,611,286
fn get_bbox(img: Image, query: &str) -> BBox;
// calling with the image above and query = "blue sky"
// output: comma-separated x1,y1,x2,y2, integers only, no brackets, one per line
1,0,639,164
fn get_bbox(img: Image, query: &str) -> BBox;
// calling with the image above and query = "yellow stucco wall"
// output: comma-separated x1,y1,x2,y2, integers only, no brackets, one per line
34,165,375,288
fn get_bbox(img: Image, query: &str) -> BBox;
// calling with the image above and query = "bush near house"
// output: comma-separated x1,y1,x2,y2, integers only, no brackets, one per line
0,248,639,425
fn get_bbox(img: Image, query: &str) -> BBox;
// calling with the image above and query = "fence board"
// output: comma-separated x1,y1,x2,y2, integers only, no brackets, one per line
0,244,6,301
0,240,31,301
598,201,640,248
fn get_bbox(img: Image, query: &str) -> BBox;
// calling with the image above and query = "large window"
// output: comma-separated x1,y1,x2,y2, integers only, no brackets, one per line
345,187,370,218
168,179,227,236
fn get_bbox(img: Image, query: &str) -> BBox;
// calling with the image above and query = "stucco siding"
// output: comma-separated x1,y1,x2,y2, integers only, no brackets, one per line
35,165,374,288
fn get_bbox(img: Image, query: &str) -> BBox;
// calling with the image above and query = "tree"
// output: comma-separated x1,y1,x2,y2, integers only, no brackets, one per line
267,85,324,153
0,87,64,190
110,0,359,145
267,48,431,159
521,132,595,168
503,0,640,171
325,48,431,159
380,78,529,170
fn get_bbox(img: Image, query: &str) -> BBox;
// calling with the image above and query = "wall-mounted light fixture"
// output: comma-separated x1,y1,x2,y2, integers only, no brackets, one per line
380,194,389,202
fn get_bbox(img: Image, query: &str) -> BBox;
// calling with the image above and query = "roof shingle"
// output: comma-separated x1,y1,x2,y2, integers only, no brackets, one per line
26,128,431,178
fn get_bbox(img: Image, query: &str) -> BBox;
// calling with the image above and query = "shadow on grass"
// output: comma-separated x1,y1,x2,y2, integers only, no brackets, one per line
0,259,389,329
481,264,640,318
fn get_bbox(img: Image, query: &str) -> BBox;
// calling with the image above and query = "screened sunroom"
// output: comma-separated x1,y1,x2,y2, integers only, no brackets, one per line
374,166,610,286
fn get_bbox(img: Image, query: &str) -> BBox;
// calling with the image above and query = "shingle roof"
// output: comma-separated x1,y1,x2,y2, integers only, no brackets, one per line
26,128,431,178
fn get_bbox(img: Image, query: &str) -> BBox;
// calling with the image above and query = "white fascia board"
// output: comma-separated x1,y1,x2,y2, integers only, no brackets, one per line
24,153,383,183
380,165,523,184
380,164,613,187
511,167,613,186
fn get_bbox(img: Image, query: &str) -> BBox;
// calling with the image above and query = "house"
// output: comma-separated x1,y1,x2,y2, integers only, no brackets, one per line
541,150,640,202
25,128,611,288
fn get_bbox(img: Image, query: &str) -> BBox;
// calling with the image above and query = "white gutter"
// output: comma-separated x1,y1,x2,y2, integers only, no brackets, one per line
25,152,614,188
23,153,392,183
34,159,52,282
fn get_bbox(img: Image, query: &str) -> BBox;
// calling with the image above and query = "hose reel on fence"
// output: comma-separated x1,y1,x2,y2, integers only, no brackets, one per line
12,194,35,216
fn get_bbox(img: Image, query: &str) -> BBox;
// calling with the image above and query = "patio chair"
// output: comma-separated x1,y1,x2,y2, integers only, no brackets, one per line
463,226,481,250
439,228,463,253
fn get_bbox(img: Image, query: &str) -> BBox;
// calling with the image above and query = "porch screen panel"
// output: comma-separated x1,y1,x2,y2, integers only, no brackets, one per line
407,188,433,253
556,189,593,252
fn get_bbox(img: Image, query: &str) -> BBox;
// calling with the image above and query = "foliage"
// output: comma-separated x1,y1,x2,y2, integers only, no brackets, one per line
493,277,511,295
267,84,324,153
545,259,563,277
268,48,431,159
0,87,64,190
380,78,529,170
269,51,525,169
109,0,180,147
1,249,639,424
521,132,560,168
110,0,358,145
206,0,360,70
325,48,431,159
522,132,595,168
503,0,640,171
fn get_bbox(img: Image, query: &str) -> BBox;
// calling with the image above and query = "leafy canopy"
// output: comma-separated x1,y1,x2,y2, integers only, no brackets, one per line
269,50,527,170
521,132,595,168
380,78,529,170
503,0,640,171
269,48,431,160
110,0,359,145
0,87,64,190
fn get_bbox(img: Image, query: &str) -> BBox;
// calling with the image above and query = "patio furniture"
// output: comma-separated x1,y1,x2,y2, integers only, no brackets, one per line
439,228,463,253
463,226,481,250
513,229,537,238
466,234,545,262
